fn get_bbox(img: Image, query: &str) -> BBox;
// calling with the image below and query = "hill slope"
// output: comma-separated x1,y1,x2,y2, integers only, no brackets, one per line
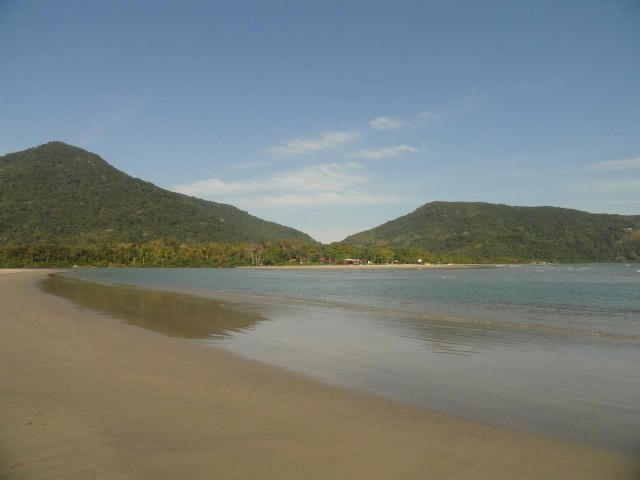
0,142,315,245
342,201,640,262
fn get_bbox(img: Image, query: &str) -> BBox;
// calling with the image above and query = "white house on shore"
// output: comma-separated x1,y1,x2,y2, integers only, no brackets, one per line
343,258,361,265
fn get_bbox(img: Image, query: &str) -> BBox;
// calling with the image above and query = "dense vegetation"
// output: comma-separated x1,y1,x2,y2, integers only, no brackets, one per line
0,239,434,268
343,202,640,263
1,142,638,266
0,142,314,245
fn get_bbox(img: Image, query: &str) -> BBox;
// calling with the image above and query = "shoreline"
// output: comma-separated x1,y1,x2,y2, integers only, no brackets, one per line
239,263,495,270
2,270,639,479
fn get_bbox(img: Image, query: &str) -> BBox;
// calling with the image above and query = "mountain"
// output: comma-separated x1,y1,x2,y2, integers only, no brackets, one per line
342,201,640,263
0,142,315,245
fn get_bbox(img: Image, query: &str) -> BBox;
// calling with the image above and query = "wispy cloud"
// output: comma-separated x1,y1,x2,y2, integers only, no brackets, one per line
368,116,407,131
264,130,359,156
350,144,417,160
419,111,439,121
174,162,366,197
175,177,260,195
593,157,640,171
173,161,412,210
253,192,404,207
269,162,366,191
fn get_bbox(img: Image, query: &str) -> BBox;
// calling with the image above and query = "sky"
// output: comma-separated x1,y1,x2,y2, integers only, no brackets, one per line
1,0,639,243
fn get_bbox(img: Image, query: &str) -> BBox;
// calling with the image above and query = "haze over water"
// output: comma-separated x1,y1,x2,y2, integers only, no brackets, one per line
49,264,640,454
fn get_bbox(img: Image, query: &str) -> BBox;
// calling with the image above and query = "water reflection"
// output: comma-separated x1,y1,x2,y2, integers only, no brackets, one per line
39,274,264,339
371,308,638,357
387,317,498,356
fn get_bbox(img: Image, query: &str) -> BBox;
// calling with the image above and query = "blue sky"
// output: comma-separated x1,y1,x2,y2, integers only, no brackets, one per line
1,1,639,243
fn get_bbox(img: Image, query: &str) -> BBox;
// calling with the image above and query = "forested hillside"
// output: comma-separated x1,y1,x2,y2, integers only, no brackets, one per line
0,142,314,245
2,143,638,266
342,201,640,263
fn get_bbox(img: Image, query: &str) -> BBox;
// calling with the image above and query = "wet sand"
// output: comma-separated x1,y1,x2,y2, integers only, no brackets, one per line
1,269,639,479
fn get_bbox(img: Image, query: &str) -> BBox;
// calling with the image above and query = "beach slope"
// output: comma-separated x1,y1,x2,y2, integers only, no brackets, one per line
1,270,638,479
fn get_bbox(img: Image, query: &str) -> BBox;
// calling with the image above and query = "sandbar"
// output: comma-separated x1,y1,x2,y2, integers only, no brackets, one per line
1,270,638,479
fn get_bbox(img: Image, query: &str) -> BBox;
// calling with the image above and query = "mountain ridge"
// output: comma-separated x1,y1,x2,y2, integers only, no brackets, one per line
0,141,315,245
2,141,639,263
341,201,640,262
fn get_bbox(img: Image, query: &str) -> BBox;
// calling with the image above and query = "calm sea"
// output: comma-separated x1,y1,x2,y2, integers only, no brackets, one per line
47,264,640,454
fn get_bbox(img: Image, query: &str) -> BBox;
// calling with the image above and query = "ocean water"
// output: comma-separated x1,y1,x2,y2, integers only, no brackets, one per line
50,264,640,453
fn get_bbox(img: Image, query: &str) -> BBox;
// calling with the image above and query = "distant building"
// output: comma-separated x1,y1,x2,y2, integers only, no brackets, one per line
343,258,361,265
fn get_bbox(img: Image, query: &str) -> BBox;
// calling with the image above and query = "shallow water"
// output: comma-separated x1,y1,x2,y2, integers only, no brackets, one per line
49,264,640,454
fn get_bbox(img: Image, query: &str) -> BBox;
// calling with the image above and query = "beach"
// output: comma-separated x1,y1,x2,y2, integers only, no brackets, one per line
1,269,638,479
240,263,488,270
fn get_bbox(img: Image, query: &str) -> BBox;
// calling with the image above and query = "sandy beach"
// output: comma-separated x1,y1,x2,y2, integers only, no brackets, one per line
1,270,638,479
240,263,490,270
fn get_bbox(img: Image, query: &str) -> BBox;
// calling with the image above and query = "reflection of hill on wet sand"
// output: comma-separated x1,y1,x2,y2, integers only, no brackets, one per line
40,275,264,339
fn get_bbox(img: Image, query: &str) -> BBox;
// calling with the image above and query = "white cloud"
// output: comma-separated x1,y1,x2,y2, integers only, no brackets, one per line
174,162,366,197
265,130,359,156
173,161,414,213
266,162,365,192
174,177,259,196
368,116,407,131
350,144,417,160
251,192,405,207
593,157,640,171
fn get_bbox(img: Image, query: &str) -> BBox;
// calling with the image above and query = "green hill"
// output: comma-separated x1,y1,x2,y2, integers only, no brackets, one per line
342,201,640,263
0,141,315,245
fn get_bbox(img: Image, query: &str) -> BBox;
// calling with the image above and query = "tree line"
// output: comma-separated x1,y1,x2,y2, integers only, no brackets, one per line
0,239,482,268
